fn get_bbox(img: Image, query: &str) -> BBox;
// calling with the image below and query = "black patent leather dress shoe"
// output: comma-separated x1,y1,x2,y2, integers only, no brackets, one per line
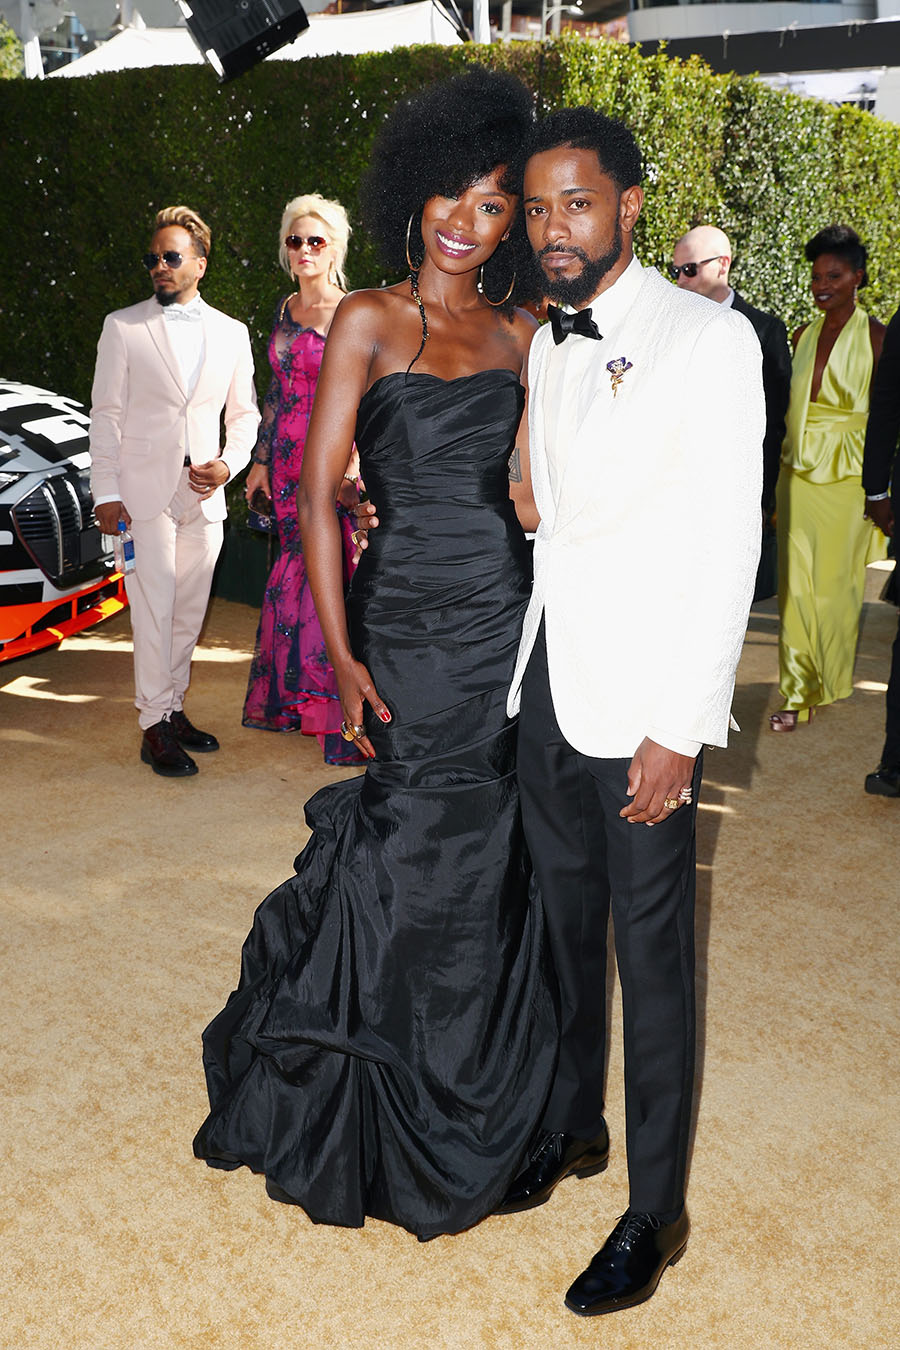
140,719,199,778
169,709,219,752
494,1124,609,1215
864,763,900,797
565,1208,690,1317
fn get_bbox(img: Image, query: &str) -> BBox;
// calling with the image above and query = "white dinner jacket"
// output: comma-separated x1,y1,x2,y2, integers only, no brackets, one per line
89,295,259,523
508,260,765,759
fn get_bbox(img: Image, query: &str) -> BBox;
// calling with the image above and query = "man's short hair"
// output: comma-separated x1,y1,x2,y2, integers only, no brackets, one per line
529,108,642,194
154,205,212,259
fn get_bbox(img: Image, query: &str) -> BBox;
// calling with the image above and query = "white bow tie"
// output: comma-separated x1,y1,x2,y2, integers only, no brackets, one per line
163,303,202,323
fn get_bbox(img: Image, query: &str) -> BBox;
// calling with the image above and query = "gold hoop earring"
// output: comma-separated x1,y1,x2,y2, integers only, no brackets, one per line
477,264,516,307
406,214,424,272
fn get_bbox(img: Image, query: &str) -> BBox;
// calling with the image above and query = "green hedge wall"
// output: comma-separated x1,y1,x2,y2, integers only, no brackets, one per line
3,35,899,476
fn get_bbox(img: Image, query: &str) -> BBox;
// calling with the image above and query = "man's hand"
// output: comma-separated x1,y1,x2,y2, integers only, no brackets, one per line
189,458,230,499
337,477,360,511
620,737,697,826
94,500,130,534
865,497,894,538
351,498,379,551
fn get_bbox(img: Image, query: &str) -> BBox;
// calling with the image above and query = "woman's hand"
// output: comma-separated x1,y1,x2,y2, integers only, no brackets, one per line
245,461,271,503
335,656,391,760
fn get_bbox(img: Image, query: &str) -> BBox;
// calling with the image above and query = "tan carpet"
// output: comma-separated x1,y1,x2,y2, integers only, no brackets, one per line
1,583,898,1350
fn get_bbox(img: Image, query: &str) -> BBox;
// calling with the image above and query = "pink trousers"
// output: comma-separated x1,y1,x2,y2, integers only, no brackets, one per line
124,469,223,730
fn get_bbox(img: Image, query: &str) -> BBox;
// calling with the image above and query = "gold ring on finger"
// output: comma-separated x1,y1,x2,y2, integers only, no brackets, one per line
663,797,680,811
350,530,363,546
340,720,363,742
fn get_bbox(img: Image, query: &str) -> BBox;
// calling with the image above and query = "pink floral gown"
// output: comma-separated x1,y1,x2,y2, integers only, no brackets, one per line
242,302,363,766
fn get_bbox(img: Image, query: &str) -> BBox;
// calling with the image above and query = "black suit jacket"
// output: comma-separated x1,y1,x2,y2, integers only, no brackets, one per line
863,307,900,515
731,291,792,512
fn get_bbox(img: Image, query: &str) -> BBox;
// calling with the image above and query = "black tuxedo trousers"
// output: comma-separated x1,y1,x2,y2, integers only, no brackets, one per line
518,621,699,1216
883,608,900,766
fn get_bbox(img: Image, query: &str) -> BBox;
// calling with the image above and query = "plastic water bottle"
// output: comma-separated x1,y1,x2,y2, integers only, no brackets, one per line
113,520,136,575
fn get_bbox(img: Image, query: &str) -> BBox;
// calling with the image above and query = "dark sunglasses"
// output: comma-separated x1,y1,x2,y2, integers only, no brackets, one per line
285,234,328,252
667,255,723,280
143,250,188,270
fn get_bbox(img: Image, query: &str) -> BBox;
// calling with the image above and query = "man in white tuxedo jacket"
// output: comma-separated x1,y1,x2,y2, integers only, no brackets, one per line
497,112,764,1317
90,205,259,776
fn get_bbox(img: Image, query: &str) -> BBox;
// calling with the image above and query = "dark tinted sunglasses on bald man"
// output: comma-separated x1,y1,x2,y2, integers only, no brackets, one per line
667,255,723,280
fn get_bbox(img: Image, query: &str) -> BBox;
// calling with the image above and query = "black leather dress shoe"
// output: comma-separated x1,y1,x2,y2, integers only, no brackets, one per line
140,719,198,778
864,763,900,797
565,1208,690,1317
169,709,219,752
494,1124,609,1215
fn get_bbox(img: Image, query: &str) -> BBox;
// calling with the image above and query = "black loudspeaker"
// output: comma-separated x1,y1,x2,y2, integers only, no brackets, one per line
179,0,309,82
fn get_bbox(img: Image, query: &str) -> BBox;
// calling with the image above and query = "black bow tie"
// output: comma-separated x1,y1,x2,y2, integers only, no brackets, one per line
547,304,602,345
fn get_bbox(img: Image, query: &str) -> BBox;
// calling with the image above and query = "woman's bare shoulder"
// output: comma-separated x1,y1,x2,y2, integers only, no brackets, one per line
505,307,540,374
511,306,540,337
337,284,408,319
328,286,411,348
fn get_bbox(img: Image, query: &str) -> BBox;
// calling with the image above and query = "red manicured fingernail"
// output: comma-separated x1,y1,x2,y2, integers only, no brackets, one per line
379,711,391,722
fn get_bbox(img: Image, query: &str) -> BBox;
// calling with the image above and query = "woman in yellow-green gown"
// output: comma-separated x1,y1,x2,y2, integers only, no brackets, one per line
771,225,886,731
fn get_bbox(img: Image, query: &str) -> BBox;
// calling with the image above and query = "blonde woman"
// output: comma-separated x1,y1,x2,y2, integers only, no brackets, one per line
242,193,362,763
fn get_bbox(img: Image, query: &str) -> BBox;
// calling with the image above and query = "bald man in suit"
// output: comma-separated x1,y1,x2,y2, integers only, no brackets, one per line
671,225,791,521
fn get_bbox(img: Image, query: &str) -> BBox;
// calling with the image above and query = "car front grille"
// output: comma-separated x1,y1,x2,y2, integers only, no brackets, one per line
11,469,106,586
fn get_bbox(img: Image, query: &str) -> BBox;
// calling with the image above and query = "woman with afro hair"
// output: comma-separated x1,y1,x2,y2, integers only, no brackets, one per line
195,68,558,1240
771,224,887,730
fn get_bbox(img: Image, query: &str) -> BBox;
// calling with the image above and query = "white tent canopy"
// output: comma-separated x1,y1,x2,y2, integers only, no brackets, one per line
50,3,462,77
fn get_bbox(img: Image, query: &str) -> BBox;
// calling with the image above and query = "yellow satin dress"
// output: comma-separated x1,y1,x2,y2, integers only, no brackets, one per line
776,306,886,711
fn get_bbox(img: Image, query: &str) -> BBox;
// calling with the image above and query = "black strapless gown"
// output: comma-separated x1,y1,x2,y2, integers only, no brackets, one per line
193,371,557,1239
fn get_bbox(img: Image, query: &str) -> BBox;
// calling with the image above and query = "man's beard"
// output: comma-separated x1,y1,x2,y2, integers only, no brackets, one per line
537,220,623,308
154,286,179,307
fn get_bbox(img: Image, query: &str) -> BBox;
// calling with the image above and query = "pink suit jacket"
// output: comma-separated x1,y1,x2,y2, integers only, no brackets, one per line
89,295,259,522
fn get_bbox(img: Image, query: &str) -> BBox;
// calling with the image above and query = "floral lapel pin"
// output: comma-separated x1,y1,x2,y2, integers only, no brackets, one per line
606,357,633,398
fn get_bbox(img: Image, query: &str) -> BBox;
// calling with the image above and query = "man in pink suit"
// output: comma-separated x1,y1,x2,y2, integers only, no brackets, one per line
90,205,259,777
